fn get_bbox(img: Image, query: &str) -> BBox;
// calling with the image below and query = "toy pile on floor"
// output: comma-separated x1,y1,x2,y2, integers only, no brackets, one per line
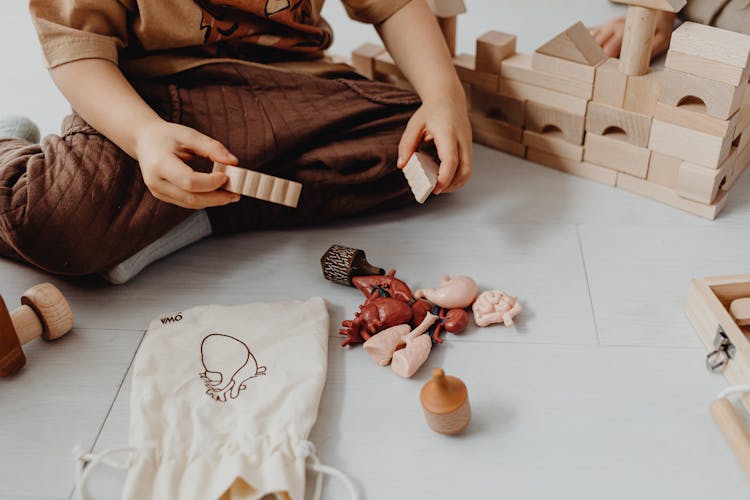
352,0,750,220
321,244,522,434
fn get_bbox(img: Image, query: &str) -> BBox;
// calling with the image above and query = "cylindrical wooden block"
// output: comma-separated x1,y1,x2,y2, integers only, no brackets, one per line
436,16,457,57
710,398,750,479
11,305,43,345
421,368,471,435
618,6,657,76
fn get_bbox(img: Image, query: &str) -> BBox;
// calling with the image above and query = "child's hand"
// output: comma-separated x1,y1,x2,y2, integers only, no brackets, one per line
397,92,472,195
134,121,241,209
591,12,675,59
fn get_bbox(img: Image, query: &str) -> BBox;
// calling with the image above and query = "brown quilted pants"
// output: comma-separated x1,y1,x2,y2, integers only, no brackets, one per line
0,63,421,275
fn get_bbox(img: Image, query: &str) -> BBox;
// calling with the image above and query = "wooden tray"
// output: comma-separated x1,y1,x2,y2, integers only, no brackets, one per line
686,274,750,477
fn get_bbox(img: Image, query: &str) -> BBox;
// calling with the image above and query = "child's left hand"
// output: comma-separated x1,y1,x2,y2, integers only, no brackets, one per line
397,90,472,195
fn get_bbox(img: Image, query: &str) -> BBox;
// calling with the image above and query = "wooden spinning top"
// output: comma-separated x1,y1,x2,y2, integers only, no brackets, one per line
0,283,74,377
321,245,385,286
420,368,471,435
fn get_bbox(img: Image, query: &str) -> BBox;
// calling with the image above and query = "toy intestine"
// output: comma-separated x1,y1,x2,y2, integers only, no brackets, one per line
472,290,522,327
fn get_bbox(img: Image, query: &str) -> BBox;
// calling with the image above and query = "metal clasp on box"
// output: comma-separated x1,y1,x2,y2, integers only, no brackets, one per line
706,326,735,372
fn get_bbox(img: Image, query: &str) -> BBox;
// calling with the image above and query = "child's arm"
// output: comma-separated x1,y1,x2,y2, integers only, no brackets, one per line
591,11,676,59
50,59,240,209
376,0,472,195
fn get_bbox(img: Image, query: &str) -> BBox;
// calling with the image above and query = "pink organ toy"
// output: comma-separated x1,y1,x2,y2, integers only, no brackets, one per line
415,275,478,309
472,290,522,327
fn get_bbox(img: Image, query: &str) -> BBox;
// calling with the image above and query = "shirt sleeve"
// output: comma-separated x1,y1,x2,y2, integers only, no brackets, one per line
341,0,412,24
29,0,130,68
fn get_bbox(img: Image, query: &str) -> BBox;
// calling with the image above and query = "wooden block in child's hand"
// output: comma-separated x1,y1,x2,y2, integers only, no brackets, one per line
402,152,439,204
212,162,302,208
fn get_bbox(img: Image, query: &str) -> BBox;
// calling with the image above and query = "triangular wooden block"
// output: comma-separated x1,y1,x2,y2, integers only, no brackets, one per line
610,0,686,13
536,21,606,66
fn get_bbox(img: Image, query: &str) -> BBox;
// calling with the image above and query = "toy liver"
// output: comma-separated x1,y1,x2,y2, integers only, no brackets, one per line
320,245,385,286
0,283,74,377
420,368,471,435
472,290,522,327
415,275,478,309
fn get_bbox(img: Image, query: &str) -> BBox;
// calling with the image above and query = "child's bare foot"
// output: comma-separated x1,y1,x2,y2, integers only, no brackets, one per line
0,116,40,143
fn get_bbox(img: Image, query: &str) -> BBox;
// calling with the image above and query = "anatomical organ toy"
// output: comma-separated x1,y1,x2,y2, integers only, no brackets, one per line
339,270,469,347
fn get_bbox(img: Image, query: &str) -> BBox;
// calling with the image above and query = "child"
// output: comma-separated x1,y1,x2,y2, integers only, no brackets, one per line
592,0,750,59
0,0,471,282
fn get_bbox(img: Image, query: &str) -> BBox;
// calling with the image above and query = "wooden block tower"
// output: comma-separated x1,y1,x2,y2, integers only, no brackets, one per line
350,3,750,219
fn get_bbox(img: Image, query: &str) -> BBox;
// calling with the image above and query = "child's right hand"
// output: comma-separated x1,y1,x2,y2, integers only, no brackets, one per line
134,121,241,209
591,12,675,59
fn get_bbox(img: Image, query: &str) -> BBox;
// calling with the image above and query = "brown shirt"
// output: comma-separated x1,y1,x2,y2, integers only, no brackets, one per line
681,0,750,34
30,0,411,78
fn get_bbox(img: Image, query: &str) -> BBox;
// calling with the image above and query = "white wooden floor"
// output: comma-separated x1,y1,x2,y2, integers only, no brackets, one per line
2,2,750,499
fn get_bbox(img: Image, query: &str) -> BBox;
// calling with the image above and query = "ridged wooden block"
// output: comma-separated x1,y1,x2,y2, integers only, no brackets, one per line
213,163,302,208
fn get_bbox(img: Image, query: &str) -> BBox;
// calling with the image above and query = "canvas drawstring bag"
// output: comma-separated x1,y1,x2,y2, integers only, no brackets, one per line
73,297,357,500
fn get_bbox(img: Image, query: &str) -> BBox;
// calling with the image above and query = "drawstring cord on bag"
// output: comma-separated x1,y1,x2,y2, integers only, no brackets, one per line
73,446,134,500
73,442,358,500
296,441,360,500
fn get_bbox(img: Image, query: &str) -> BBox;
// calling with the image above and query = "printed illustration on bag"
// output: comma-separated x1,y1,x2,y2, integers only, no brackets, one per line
199,333,267,402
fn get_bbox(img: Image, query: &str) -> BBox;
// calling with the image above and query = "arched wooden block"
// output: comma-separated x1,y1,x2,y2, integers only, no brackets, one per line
659,69,746,120
524,100,585,145
586,101,653,147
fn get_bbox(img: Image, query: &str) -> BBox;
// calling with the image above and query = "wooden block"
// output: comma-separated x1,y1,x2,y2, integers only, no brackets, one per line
676,154,735,204
649,119,734,168
402,152,439,204
470,112,523,142
536,21,607,66
527,148,617,186
524,100,585,145
670,22,750,69
584,132,651,178
659,68,746,120
470,87,525,127
724,142,750,191
213,163,302,208
436,16,457,57
522,129,584,161
454,54,498,92
593,58,628,107
619,6,657,76
473,128,526,157
624,69,662,115
374,51,405,80
586,101,652,147
531,51,597,84
647,152,683,188
666,51,750,87
351,43,385,79
476,31,517,74
500,53,593,99
654,101,738,138
498,78,588,115
426,0,467,18
616,172,728,219
734,85,750,144
611,0,686,11
730,298,750,326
